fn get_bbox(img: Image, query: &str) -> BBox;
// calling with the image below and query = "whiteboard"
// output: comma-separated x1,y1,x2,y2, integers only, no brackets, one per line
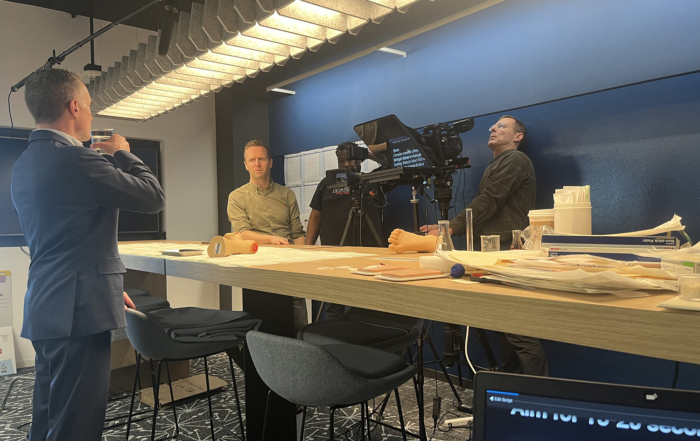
284,154,302,186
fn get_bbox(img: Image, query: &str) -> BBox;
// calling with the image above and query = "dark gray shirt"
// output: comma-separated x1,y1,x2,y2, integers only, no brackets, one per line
450,149,536,247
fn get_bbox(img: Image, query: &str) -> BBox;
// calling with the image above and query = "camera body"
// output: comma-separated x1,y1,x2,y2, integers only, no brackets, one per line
344,143,370,162
326,168,362,190
420,118,475,163
326,143,370,190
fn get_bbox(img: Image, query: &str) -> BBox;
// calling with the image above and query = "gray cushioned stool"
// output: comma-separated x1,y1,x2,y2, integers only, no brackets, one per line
125,309,261,441
298,308,423,354
298,308,425,435
247,330,415,440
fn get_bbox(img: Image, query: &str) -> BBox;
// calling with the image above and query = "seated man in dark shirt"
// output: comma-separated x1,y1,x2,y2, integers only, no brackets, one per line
306,142,384,319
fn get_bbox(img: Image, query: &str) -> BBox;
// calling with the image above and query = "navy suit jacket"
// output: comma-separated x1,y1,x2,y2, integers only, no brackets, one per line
11,130,165,341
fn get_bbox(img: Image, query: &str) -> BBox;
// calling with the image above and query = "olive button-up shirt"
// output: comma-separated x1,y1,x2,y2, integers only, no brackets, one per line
227,181,305,240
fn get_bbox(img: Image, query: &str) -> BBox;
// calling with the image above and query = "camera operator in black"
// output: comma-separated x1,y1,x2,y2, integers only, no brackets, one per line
306,142,385,319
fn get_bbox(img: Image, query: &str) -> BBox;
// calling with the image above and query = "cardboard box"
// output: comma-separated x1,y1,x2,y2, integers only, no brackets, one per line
138,374,227,408
661,256,700,277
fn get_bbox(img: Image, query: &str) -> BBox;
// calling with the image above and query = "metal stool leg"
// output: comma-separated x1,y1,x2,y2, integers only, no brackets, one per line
329,407,336,441
395,389,408,441
126,352,142,440
299,406,307,441
228,355,246,441
0,376,35,411
150,360,163,441
164,361,179,437
365,402,372,440
203,357,216,440
262,390,272,441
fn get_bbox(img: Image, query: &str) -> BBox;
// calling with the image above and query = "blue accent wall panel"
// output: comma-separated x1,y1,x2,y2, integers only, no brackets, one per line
270,0,700,158
531,0,700,101
265,0,700,388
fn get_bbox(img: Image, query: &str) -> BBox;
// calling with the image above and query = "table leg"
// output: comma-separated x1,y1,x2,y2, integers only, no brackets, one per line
243,289,297,441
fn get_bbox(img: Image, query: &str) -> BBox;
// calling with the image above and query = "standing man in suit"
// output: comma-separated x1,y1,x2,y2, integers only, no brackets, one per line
11,68,165,441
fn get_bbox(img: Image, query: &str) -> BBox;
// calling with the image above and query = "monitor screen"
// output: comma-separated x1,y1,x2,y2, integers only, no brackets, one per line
474,373,700,441
389,135,428,168
353,114,439,168
0,132,163,246
483,389,700,440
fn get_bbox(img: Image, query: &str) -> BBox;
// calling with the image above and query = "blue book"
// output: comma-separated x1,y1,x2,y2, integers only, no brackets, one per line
542,235,678,249
548,250,662,262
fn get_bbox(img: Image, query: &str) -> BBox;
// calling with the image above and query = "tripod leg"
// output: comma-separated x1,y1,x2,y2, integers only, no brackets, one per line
363,209,384,247
423,331,464,408
447,324,466,387
416,334,427,441
339,207,355,247
474,328,500,371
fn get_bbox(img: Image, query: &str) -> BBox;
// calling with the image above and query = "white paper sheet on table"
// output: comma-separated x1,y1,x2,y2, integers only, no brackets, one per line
440,249,676,297
552,214,685,237
118,243,373,267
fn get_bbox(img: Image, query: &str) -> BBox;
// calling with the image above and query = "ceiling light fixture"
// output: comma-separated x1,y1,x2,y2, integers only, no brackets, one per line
88,0,426,121
270,88,296,95
376,46,407,57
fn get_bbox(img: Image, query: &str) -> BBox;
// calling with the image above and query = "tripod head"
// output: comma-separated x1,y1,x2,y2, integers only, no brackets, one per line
432,172,455,221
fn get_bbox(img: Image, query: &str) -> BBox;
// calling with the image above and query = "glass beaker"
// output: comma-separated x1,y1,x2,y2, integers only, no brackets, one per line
481,235,500,252
434,220,455,254
511,230,523,250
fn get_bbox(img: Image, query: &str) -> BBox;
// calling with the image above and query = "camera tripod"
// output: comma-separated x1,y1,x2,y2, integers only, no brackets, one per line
409,172,500,439
339,187,383,247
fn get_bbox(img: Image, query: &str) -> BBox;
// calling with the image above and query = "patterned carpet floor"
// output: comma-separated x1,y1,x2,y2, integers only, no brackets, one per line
0,354,473,440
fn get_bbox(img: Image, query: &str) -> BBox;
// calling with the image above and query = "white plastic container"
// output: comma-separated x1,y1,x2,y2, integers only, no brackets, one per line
528,209,555,228
554,202,592,234
419,255,454,272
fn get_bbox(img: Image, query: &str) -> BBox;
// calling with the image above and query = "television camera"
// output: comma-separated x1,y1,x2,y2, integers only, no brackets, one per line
326,114,473,222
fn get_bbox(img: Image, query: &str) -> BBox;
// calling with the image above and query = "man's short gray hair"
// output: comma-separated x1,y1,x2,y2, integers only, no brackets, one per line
500,115,527,147
24,68,84,125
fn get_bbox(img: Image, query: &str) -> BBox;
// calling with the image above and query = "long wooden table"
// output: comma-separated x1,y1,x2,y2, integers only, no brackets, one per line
120,243,700,440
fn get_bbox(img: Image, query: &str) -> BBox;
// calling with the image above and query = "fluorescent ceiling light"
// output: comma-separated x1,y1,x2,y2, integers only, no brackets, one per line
92,0,426,121
270,88,296,95
376,47,407,57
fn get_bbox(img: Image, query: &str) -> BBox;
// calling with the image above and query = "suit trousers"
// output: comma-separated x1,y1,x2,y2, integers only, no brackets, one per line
497,332,549,376
30,331,112,441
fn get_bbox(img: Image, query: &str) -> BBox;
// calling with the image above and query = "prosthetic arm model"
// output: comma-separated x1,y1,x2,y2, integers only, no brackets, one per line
388,229,437,254
208,233,258,257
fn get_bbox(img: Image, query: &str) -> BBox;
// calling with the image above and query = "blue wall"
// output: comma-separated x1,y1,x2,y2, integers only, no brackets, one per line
267,0,700,389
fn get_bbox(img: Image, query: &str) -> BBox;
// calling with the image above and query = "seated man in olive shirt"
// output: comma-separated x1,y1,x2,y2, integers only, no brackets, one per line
228,140,305,245
227,139,307,329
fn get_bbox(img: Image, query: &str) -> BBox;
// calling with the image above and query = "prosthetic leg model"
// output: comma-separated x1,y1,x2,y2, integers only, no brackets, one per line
388,229,437,254
207,233,258,257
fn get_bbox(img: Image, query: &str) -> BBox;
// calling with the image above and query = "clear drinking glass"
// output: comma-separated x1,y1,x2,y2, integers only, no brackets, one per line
678,274,700,301
481,235,500,252
90,129,113,154
434,220,455,254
